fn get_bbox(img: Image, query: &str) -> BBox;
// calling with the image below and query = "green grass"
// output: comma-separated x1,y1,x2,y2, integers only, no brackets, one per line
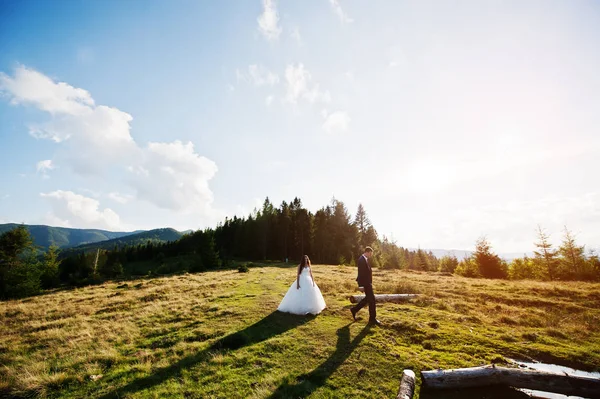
1,264,599,398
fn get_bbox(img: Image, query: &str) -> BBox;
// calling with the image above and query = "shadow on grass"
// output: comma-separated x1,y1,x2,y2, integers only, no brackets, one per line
265,323,371,399
97,311,315,399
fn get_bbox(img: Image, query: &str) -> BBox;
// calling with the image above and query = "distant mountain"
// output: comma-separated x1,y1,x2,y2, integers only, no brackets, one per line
0,223,139,250
64,228,184,253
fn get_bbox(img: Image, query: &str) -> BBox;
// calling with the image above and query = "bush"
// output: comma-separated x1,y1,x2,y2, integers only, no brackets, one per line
455,258,481,278
438,256,459,273
238,264,249,273
508,257,537,280
156,262,178,275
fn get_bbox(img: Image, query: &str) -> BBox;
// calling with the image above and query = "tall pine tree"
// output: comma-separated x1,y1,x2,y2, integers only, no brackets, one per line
533,225,559,280
558,227,586,280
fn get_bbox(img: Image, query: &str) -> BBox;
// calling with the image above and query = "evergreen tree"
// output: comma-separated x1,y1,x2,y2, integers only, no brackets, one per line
354,204,376,249
533,225,559,280
472,237,507,279
586,249,600,281
277,201,292,260
416,248,429,271
40,245,61,288
0,225,41,298
198,230,221,270
438,255,459,273
331,199,354,264
558,227,586,280
455,257,481,277
508,256,536,280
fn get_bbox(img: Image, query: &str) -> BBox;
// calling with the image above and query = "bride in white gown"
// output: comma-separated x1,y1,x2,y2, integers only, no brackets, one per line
278,255,326,315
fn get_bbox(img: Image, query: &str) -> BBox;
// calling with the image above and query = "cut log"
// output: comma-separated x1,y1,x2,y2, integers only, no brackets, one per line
349,294,419,304
421,364,600,398
396,369,416,399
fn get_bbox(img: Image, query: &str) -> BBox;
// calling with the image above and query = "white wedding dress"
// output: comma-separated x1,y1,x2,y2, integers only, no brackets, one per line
277,266,326,315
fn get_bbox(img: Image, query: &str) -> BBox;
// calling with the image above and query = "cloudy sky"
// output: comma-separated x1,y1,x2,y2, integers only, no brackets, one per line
1,0,599,253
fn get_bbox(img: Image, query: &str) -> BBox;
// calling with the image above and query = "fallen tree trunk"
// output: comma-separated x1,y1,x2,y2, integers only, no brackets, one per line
396,369,416,399
349,294,419,304
421,364,600,398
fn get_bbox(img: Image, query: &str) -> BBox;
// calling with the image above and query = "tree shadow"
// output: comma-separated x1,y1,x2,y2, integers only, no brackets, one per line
265,323,371,399
97,311,315,399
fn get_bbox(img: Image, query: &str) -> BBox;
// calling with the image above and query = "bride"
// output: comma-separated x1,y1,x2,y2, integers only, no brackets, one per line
278,255,326,315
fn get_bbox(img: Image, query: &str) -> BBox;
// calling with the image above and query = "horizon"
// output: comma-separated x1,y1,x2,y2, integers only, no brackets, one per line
1,0,599,253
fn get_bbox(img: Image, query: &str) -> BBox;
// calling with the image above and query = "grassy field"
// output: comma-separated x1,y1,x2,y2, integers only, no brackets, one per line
1,263,599,398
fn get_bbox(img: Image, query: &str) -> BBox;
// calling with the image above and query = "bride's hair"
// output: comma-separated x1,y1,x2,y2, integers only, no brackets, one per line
297,255,311,275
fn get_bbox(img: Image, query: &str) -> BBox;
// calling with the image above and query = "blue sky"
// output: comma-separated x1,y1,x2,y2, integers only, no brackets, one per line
1,0,599,253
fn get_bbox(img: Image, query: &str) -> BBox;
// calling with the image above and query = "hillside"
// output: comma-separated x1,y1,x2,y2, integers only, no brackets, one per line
0,223,138,250
64,228,184,253
1,264,598,398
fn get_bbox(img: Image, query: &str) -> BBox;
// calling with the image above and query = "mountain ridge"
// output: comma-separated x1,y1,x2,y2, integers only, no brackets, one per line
0,224,182,251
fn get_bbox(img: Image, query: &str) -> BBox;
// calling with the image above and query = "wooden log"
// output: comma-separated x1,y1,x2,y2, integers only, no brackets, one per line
421,364,600,398
396,369,416,399
349,294,419,304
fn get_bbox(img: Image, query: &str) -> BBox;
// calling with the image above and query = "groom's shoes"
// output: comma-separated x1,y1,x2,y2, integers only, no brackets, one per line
368,319,382,326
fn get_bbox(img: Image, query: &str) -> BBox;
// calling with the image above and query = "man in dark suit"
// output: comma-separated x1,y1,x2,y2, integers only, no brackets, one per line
350,246,381,326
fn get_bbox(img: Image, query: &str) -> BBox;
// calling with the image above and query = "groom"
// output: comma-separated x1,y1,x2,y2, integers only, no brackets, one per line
350,246,381,326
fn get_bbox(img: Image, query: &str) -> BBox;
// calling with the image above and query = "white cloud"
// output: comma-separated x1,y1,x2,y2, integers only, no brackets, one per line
1,65,221,223
284,64,331,105
127,140,218,213
32,105,136,174
40,190,121,230
107,192,134,204
257,0,281,41
322,110,350,134
1,65,136,173
329,0,354,24
265,95,274,106
237,64,279,86
36,159,54,178
0,66,94,115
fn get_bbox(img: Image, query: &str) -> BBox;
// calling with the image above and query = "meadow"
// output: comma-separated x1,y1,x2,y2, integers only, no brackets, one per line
1,263,599,398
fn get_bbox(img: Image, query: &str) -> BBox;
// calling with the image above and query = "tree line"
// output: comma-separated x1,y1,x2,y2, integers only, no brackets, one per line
0,198,439,299
1,197,598,299
443,226,600,281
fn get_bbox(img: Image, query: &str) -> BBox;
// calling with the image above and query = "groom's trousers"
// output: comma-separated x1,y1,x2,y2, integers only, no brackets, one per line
353,283,376,321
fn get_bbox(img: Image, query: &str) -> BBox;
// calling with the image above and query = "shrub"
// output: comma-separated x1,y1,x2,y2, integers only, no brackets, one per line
238,264,249,273
438,256,459,273
455,258,481,278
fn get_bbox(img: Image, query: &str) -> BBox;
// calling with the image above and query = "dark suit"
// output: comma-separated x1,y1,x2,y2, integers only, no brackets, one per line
352,254,376,321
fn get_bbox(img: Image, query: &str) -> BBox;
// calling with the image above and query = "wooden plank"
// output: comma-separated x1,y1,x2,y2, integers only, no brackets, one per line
421,364,600,398
349,294,419,304
396,369,416,399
